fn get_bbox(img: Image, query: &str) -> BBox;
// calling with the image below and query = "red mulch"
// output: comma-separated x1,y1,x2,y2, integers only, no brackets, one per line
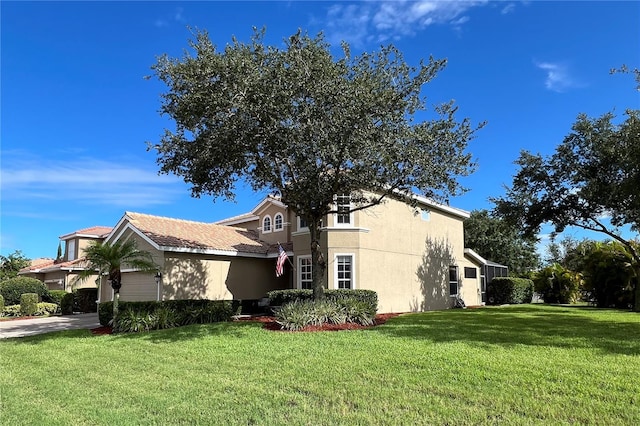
236,312,401,332
88,313,401,335
91,326,113,335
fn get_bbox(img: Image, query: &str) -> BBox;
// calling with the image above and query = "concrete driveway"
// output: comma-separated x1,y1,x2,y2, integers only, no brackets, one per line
0,313,100,339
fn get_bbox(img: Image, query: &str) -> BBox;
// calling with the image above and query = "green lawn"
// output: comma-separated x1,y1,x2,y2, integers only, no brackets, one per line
1,304,639,425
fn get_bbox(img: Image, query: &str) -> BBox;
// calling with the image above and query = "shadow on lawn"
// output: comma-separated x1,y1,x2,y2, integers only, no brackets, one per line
374,304,640,356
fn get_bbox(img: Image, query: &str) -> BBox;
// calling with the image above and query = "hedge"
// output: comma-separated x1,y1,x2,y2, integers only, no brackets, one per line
76,288,98,313
266,289,378,315
47,290,68,307
98,299,241,330
20,293,39,316
0,294,4,312
0,277,49,305
487,277,534,305
60,292,75,315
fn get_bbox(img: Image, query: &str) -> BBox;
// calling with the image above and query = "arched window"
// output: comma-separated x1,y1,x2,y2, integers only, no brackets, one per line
262,215,272,233
274,213,284,231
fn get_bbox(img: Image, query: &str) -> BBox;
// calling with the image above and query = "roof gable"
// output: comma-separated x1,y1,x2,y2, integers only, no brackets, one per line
117,212,273,256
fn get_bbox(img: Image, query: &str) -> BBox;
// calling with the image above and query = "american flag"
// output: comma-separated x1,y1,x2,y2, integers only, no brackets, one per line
276,244,288,277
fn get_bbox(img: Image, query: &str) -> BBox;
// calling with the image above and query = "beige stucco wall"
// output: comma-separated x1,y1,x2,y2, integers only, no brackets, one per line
162,253,287,301
320,198,476,313
256,203,289,244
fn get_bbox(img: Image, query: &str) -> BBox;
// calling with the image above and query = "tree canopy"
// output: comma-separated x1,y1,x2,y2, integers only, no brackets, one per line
0,250,30,282
464,210,539,276
493,110,640,310
150,28,483,297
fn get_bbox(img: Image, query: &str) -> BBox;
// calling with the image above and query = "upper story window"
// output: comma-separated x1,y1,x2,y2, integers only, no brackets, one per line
449,265,459,297
274,213,284,231
335,194,352,226
262,215,272,233
67,239,76,261
297,216,308,231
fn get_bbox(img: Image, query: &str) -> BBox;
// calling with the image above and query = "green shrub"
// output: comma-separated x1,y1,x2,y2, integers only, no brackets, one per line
98,299,238,330
76,288,98,313
0,294,4,312
275,298,377,331
2,305,21,317
47,290,67,307
60,292,75,315
487,277,534,305
0,277,49,305
35,302,59,316
267,289,378,316
533,264,582,304
20,293,39,316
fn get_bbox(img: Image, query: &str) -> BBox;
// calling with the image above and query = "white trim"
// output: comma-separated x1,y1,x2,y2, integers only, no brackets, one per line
297,255,313,290
262,215,272,234
214,214,259,226
296,216,309,232
274,213,284,232
158,246,270,258
333,253,355,289
464,248,487,265
322,227,370,233
333,194,354,228
402,191,470,219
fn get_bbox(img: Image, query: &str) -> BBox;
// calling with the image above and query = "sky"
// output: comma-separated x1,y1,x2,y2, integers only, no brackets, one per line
2,1,639,260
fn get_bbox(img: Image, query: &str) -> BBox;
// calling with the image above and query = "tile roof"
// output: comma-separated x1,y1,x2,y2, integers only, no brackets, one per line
19,258,89,273
125,212,273,255
60,226,113,240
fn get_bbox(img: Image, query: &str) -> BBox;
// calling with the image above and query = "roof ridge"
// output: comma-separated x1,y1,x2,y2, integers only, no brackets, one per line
126,211,251,231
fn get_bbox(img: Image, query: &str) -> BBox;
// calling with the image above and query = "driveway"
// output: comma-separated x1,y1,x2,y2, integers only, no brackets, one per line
0,313,100,339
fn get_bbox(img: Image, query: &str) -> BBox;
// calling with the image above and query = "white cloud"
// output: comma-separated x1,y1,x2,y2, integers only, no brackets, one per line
325,0,488,46
535,61,581,93
0,153,183,208
501,3,516,15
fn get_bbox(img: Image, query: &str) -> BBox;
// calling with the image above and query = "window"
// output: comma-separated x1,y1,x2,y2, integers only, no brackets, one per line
464,267,477,279
67,239,76,261
449,266,459,297
335,194,351,226
274,213,284,231
299,256,313,289
297,216,308,231
262,215,272,233
335,255,354,289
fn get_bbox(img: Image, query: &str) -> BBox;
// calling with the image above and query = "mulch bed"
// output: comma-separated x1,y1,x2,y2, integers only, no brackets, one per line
235,312,401,332
89,313,401,335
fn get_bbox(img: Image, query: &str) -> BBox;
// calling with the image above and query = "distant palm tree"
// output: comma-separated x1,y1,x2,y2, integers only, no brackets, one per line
76,239,157,323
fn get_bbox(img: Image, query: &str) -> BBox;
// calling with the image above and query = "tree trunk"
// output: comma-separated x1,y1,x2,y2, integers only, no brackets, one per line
309,218,326,300
634,265,640,312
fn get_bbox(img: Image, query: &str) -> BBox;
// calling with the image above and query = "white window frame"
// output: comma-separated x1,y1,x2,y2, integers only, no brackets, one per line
333,194,353,227
298,255,313,289
67,239,76,261
334,253,355,289
449,265,459,297
274,213,284,232
262,215,272,233
296,216,309,232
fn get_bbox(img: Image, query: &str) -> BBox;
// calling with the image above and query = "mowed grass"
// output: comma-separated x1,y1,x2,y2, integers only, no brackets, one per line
1,304,639,425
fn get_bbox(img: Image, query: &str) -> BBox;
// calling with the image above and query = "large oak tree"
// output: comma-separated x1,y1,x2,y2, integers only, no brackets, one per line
150,28,483,298
494,110,640,310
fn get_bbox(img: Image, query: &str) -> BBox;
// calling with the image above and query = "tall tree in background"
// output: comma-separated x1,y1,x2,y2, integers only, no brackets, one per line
463,210,539,276
150,28,483,299
494,109,640,310
0,250,30,281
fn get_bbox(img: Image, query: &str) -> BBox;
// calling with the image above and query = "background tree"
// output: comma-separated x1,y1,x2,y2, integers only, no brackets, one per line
494,110,640,310
150,28,483,299
0,250,31,281
464,209,539,276
75,240,157,322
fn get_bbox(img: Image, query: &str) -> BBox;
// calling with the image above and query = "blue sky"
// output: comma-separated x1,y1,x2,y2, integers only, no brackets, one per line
2,1,639,260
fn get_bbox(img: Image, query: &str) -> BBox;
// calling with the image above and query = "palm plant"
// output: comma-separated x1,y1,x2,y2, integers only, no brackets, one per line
75,239,157,323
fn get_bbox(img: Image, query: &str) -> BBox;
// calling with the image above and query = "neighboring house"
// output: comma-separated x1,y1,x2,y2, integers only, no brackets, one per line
97,194,506,313
19,226,112,291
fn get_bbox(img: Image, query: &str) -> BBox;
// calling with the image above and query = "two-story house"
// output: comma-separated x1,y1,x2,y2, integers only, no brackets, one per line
92,194,502,313
19,226,112,291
